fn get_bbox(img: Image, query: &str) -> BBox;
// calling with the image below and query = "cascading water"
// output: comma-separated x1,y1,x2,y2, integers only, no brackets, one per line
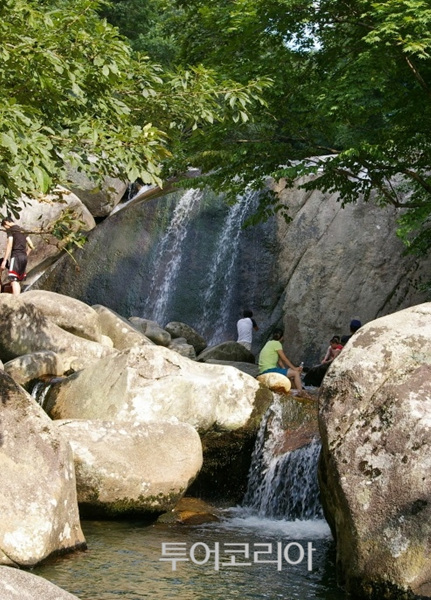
31,380,52,410
195,190,259,344
34,185,279,351
32,393,339,599
143,188,202,324
139,186,270,346
242,395,323,520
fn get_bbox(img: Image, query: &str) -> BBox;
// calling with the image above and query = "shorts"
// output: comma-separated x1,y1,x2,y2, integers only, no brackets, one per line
8,255,28,282
260,367,288,377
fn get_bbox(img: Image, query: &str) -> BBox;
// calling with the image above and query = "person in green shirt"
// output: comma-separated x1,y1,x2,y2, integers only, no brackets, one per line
258,328,304,391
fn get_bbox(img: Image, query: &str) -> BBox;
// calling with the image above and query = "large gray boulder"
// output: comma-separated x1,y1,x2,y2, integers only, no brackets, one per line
275,178,431,363
0,371,85,567
55,419,203,517
318,303,431,599
93,305,153,350
197,341,256,364
165,321,207,354
0,566,81,600
21,290,102,343
46,344,261,433
0,295,113,365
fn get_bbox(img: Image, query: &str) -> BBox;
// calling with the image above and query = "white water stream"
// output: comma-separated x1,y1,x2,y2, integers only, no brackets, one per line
143,188,202,324
243,395,324,520
195,191,259,344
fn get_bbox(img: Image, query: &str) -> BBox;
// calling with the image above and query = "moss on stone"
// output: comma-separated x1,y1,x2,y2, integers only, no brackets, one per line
78,489,184,519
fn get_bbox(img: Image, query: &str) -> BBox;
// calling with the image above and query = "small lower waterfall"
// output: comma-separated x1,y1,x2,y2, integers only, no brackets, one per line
31,380,52,410
243,395,323,520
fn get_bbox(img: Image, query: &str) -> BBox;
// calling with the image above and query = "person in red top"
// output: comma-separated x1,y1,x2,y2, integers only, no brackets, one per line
321,335,343,364
0,218,34,295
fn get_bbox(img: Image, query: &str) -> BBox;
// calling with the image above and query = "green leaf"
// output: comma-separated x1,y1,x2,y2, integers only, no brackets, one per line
0,132,18,155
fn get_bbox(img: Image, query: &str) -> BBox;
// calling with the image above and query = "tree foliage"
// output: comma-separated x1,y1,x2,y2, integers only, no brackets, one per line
0,0,269,217
99,0,178,65
3,0,431,258
155,0,431,250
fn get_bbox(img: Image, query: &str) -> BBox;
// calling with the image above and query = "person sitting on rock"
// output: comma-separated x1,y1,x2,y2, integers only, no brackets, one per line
341,319,362,346
258,328,303,391
321,335,343,364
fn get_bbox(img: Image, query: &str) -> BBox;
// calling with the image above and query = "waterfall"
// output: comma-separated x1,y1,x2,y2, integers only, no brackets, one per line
140,187,263,343
31,380,52,410
243,395,323,520
143,188,202,324
196,190,259,344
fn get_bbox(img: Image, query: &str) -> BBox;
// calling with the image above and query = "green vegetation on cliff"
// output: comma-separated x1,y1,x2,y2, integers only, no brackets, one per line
151,0,431,254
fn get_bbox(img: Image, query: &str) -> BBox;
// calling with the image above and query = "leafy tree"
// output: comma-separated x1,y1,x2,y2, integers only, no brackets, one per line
157,0,431,247
99,0,178,65
0,0,268,217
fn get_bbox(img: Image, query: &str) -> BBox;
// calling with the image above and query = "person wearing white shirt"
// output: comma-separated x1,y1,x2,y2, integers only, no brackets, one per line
236,309,259,351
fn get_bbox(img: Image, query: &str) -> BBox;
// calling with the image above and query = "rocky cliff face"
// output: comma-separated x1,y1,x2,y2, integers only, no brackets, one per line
32,179,431,363
275,177,431,363
32,188,281,355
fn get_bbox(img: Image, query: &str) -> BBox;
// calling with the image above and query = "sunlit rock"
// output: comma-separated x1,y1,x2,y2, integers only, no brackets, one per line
4,350,64,386
46,344,261,433
318,302,431,598
0,371,85,567
257,372,292,394
21,290,102,343
55,419,203,518
0,566,81,600
0,188,95,287
0,295,113,365
93,305,153,350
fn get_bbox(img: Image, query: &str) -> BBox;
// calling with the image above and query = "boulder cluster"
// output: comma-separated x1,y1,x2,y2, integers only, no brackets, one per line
0,290,273,583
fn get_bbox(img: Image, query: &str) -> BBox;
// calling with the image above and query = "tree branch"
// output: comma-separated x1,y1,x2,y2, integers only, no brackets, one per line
403,55,431,100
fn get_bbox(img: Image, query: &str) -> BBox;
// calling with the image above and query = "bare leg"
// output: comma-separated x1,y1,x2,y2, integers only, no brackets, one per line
287,368,303,391
11,280,21,295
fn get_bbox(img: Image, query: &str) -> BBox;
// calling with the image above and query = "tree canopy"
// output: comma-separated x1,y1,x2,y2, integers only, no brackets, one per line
0,0,268,217
2,0,431,258
152,0,431,248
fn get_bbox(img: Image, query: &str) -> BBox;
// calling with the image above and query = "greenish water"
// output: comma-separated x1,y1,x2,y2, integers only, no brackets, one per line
34,510,346,600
